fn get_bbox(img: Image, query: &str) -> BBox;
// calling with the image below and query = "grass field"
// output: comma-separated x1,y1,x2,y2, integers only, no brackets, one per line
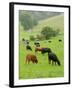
19,15,64,79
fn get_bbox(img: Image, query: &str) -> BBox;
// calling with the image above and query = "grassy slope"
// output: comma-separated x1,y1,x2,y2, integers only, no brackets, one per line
20,15,64,40
19,15,64,79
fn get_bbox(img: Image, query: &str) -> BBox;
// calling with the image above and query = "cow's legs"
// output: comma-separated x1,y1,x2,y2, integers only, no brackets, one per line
49,59,51,64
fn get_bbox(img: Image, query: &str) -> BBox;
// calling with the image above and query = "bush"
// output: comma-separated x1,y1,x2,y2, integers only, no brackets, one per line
30,35,35,41
36,34,45,40
41,26,59,40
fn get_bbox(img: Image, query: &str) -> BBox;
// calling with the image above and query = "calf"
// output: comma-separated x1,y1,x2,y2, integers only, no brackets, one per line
26,54,38,64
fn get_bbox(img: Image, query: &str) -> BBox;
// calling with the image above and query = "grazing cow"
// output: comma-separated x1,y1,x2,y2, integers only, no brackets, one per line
22,39,29,46
48,40,52,43
26,54,38,64
22,38,25,41
34,42,40,47
47,48,61,66
59,39,62,42
26,45,32,51
35,47,50,54
26,40,29,44
35,47,61,66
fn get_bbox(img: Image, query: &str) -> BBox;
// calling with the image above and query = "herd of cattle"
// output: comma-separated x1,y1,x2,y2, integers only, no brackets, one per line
22,38,62,66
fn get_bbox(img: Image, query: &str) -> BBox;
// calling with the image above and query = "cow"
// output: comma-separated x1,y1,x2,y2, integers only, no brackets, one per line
26,45,32,51
34,42,40,47
47,48,61,66
59,39,62,42
26,54,38,64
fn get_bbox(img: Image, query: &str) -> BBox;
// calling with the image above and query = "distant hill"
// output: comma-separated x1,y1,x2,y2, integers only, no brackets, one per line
20,14,64,40
19,10,63,31
33,14,64,32
19,10,63,21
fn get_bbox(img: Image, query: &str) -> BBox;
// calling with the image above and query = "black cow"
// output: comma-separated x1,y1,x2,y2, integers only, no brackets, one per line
22,38,25,41
26,45,32,51
47,48,61,66
34,42,40,47
48,40,52,43
59,39,62,42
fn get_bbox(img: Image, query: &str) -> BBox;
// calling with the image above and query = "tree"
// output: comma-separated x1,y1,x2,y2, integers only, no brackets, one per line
19,12,32,30
19,11,38,30
41,26,59,39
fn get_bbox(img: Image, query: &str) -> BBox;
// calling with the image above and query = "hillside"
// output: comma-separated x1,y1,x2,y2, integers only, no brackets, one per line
19,10,62,21
19,14,64,40
33,14,64,32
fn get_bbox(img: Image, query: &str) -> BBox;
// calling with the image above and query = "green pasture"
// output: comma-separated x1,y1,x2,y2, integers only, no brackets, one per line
19,15,64,79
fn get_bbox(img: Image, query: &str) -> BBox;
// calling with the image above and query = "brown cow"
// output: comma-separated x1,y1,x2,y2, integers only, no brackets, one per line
26,54,38,64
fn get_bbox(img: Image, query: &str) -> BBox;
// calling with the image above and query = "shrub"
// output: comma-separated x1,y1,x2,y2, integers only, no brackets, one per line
36,34,45,40
30,35,35,41
41,26,59,40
